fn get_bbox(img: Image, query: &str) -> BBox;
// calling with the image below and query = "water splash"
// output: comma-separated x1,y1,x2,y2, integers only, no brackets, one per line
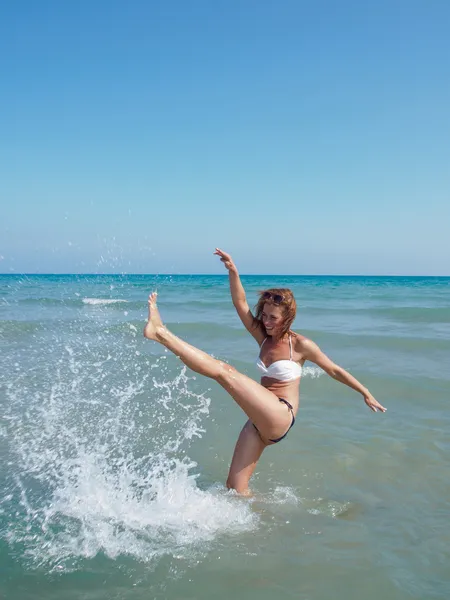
0,326,256,573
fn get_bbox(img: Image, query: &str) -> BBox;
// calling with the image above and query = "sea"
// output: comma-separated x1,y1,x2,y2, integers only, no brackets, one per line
1,274,449,600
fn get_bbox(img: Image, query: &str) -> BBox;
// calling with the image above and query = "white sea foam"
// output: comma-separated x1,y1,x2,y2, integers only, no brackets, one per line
262,486,300,505
82,298,128,305
306,499,354,518
302,365,324,378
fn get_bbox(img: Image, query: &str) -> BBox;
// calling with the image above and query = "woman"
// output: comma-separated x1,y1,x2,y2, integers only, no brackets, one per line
144,248,386,495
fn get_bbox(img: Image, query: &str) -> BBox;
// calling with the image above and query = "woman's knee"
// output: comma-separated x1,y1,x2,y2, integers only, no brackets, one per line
215,361,237,386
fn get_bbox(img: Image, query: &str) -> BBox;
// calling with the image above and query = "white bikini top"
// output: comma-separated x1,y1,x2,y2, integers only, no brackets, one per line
256,335,302,382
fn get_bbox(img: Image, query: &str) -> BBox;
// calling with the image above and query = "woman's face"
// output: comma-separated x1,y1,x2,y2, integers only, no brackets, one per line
261,303,285,336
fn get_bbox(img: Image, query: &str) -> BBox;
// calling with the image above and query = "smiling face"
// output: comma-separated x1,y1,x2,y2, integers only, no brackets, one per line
255,288,297,339
261,302,285,337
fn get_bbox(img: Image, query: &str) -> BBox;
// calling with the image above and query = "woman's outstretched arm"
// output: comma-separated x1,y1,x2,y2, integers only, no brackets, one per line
214,248,264,344
297,337,387,413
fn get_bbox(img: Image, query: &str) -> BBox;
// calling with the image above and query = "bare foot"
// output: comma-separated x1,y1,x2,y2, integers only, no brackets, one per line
143,292,165,341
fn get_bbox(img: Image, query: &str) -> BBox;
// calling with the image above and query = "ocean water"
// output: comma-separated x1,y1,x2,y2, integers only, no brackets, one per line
1,274,449,600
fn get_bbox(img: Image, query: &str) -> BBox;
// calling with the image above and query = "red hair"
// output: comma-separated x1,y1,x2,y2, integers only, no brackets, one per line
253,288,297,338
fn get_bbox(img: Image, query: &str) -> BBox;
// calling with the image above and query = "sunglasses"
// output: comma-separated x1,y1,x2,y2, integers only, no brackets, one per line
262,291,285,305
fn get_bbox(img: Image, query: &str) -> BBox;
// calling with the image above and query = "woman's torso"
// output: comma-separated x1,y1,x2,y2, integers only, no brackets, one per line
257,333,304,413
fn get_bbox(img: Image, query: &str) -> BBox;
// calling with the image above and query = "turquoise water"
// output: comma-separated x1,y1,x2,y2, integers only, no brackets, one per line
1,274,449,599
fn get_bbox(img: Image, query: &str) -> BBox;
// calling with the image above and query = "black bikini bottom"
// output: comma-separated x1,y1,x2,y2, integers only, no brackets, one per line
253,398,296,444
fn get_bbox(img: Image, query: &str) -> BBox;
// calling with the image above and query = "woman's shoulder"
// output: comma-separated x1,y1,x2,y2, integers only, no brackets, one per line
291,331,314,351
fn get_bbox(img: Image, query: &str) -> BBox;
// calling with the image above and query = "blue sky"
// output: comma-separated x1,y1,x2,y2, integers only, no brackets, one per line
1,0,449,275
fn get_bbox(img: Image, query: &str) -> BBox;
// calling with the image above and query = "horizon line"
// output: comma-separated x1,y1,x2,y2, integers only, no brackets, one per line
1,272,449,278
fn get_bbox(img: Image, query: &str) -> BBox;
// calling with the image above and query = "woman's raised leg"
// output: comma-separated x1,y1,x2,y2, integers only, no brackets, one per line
144,293,292,442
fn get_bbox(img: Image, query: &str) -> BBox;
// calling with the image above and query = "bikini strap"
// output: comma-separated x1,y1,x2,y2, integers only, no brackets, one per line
260,337,267,349
288,334,293,360
279,397,294,414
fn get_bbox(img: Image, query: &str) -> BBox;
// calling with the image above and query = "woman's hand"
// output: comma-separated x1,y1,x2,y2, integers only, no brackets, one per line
364,393,387,413
214,248,237,272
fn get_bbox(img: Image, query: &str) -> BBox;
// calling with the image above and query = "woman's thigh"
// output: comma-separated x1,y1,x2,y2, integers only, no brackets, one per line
218,366,293,440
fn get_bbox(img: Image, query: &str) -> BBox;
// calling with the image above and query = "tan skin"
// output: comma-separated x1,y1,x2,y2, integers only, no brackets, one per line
144,249,386,495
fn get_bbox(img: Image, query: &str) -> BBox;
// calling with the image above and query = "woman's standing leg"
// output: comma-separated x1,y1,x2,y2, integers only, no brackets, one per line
226,420,267,494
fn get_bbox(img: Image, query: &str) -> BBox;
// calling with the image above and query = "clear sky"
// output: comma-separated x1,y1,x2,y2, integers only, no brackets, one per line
1,0,449,275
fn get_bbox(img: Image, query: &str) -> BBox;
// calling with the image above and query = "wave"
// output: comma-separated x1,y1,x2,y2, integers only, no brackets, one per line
303,305,450,324
300,328,450,350
17,297,130,308
0,320,43,337
15,295,450,325
82,298,128,306
375,306,450,324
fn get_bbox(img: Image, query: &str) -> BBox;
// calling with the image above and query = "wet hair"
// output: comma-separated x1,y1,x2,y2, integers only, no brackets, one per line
254,288,297,338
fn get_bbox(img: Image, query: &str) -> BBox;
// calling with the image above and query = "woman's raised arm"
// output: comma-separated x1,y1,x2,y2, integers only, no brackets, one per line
214,248,264,344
